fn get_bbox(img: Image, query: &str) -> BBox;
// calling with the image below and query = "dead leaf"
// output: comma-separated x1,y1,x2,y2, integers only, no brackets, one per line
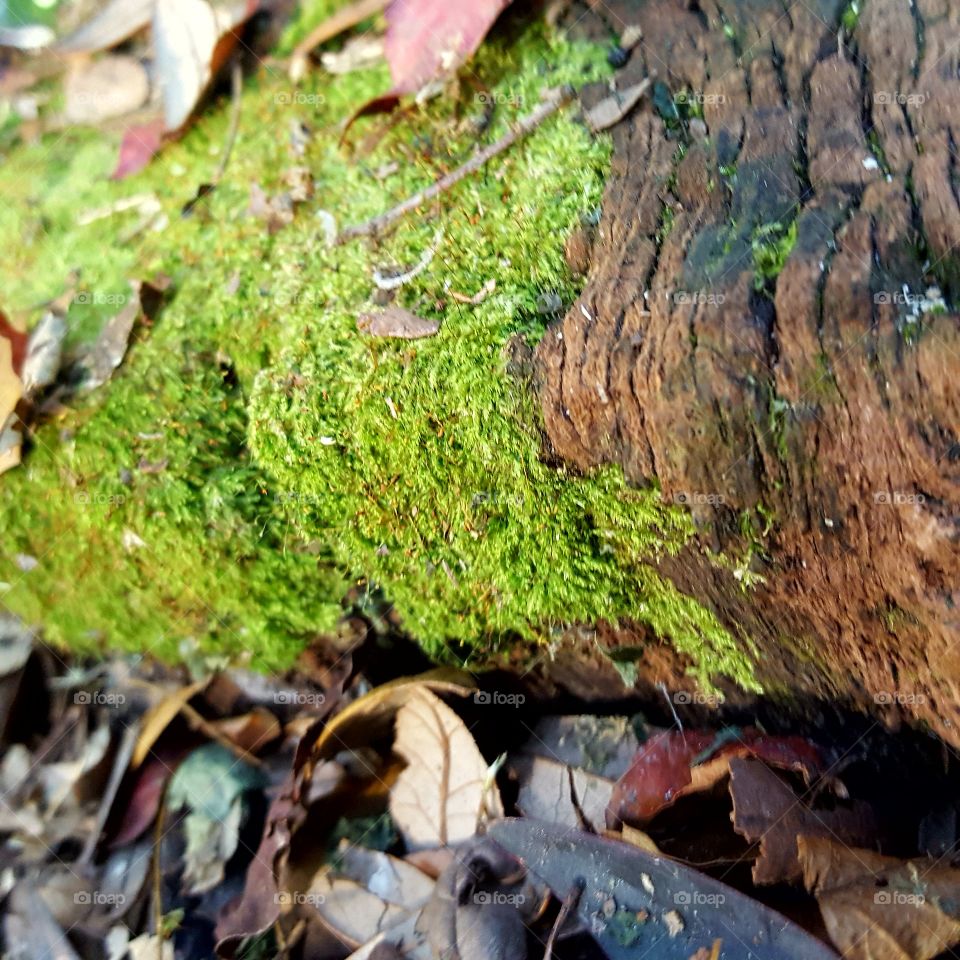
112,117,166,180
384,0,510,96
128,933,174,960
357,307,440,339
20,311,66,395
308,845,434,947
344,911,430,960
799,834,960,960
584,77,654,132
608,728,823,827
56,0,154,53
491,819,839,960
415,837,530,960
167,742,267,894
215,791,298,957
73,281,144,391
321,35,384,74
730,758,877,885
389,687,501,851
514,754,614,830
0,313,23,440
131,678,209,767
298,668,474,773
153,0,254,132
4,882,83,960
65,56,150,124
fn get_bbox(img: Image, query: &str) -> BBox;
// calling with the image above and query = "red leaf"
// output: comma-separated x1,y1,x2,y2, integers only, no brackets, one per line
607,728,823,828
112,117,166,179
384,0,512,94
350,0,512,120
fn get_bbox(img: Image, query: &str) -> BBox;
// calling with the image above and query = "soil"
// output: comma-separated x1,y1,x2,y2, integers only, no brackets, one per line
537,0,960,743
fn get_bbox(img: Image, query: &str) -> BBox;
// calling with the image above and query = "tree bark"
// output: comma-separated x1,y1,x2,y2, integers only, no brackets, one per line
538,0,960,743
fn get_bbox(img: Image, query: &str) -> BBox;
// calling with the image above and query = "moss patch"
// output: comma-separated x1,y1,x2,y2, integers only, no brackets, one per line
0,20,759,689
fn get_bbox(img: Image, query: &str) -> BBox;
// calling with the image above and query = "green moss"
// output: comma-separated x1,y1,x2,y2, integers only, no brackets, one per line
752,219,798,289
0,22,760,690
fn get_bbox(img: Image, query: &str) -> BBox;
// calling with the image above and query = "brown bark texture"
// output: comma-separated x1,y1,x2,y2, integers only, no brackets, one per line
538,0,960,742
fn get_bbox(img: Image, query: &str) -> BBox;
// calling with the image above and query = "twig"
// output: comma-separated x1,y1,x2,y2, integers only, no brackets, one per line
337,86,575,243
213,59,244,184
153,800,167,960
78,723,139,866
289,0,389,82
544,878,585,960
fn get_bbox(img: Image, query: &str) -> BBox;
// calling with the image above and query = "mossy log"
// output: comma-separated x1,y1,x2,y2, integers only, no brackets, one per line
537,0,960,743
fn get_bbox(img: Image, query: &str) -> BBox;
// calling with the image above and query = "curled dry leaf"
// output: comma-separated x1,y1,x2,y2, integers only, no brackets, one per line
490,819,839,960
799,834,960,960
357,307,440,340
388,687,501,851
297,667,474,773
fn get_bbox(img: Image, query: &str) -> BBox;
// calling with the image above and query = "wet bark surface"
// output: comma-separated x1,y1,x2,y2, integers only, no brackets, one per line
538,0,960,742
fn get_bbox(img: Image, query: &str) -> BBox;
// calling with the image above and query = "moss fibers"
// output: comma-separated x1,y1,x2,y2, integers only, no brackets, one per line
0,20,760,689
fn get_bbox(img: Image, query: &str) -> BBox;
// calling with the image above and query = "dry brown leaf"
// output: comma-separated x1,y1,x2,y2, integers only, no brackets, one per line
607,824,662,855
308,846,434,947
799,834,960,960
584,77,654,132
730,758,876,884
513,755,613,830
302,668,474,766
131,678,208,767
389,687,501,851
357,307,440,339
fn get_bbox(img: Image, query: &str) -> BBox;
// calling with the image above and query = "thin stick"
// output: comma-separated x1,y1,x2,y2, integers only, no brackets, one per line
289,0,388,81
213,59,244,184
337,86,575,243
544,878,584,960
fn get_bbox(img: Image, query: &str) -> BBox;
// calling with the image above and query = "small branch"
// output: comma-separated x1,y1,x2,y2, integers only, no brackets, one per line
213,59,244,184
337,86,575,243
289,0,389,82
